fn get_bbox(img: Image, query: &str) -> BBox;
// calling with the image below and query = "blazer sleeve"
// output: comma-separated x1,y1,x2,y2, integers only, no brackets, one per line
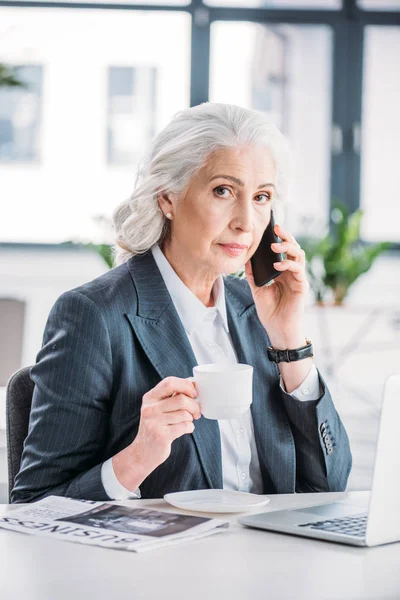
11,290,114,503
280,372,352,493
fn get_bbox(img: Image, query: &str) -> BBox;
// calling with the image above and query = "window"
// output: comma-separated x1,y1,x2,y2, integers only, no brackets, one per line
210,22,333,235
0,65,42,162
0,8,190,243
8,0,190,4
358,0,400,9
250,28,287,131
360,26,400,243
108,66,157,165
205,0,341,9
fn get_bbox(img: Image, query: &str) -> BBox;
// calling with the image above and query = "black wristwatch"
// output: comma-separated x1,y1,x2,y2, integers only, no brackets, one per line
267,338,313,363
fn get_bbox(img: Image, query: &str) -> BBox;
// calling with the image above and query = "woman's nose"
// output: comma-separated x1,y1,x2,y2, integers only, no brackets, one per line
232,202,253,232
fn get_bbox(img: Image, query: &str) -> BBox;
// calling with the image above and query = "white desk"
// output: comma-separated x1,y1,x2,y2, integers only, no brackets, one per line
0,491,399,600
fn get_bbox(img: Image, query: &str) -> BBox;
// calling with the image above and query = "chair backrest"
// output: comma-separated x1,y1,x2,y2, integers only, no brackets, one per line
6,366,34,502
0,298,26,387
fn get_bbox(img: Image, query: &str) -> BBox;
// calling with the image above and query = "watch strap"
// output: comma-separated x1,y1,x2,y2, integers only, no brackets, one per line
267,339,313,363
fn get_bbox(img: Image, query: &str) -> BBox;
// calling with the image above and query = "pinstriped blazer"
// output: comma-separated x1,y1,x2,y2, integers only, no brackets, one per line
11,250,352,503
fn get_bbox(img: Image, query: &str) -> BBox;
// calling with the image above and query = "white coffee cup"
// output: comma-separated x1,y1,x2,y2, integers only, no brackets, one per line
190,363,253,420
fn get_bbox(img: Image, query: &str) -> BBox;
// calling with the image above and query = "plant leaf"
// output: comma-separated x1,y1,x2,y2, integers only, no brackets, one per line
0,64,25,88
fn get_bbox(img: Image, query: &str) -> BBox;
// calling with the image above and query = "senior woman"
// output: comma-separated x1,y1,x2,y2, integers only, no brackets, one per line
12,103,351,503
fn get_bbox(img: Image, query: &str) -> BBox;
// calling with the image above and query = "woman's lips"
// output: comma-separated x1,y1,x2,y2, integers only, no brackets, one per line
219,244,248,257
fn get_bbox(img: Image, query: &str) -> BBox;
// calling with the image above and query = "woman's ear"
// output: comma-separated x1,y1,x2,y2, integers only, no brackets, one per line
158,191,178,217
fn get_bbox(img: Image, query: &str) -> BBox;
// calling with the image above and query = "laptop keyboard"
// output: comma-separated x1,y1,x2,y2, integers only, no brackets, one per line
298,513,368,537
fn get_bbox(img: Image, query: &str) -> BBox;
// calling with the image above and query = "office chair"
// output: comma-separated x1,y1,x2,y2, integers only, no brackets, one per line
6,366,34,502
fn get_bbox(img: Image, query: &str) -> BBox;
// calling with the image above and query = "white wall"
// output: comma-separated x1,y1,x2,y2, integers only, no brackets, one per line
0,245,108,428
0,245,108,366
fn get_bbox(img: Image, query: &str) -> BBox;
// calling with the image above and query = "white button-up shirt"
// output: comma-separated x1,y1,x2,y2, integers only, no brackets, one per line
101,244,321,499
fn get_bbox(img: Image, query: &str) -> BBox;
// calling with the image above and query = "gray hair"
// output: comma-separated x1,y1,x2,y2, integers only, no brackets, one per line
113,102,290,266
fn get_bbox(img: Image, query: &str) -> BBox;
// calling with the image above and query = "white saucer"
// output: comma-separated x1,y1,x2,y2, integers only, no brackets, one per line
163,489,270,513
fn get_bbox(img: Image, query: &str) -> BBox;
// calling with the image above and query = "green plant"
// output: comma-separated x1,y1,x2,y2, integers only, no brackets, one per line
60,215,114,268
0,63,25,88
60,241,113,268
87,243,113,268
299,202,392,305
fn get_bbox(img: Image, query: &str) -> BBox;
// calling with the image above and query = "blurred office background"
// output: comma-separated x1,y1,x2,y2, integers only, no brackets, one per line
0,0,399,501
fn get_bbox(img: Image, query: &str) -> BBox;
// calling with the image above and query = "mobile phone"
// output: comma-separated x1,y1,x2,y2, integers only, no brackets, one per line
250,210,286,287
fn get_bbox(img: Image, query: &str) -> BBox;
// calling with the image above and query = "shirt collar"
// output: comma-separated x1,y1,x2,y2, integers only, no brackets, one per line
151,244,229,335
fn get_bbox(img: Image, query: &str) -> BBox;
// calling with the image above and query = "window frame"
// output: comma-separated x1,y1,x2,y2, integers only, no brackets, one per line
0,63,43,163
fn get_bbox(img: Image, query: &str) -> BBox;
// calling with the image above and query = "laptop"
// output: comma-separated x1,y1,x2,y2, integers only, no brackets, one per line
239,374,400,547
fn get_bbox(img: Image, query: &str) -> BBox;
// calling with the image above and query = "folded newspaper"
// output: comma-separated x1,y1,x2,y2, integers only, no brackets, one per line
0,496,229,553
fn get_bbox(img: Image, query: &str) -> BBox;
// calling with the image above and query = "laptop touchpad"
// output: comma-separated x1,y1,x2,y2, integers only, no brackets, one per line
293,502,365,518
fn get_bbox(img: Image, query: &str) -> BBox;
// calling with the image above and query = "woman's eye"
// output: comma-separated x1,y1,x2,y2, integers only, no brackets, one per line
254,193,271,204
214,186,231,198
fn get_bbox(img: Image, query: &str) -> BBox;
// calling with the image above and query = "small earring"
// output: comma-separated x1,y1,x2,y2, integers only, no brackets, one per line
165,212,173,220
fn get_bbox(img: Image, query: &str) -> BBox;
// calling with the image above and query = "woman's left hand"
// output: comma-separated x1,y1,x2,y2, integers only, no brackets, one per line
245,223,309,349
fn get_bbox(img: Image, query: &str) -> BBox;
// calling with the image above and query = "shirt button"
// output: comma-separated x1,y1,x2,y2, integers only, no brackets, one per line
302,388,310,396
241,472,247,480
239,428,245,435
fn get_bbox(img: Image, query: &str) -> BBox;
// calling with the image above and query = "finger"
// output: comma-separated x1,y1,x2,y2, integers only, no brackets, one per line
273,259,307,283
157,395,201,418
147,376,197,401
273,259,303,273
271,242,305,263
274,223,300,248
160,409,195,425
168,421,195,440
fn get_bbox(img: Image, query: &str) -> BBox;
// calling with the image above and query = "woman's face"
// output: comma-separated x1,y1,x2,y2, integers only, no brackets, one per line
162,145,276,277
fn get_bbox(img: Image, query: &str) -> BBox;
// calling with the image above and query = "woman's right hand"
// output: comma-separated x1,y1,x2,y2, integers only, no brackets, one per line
112,377,201,491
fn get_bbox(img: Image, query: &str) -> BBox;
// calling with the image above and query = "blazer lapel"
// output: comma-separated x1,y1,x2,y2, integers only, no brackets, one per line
125,251,223,489
224,281,296,494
